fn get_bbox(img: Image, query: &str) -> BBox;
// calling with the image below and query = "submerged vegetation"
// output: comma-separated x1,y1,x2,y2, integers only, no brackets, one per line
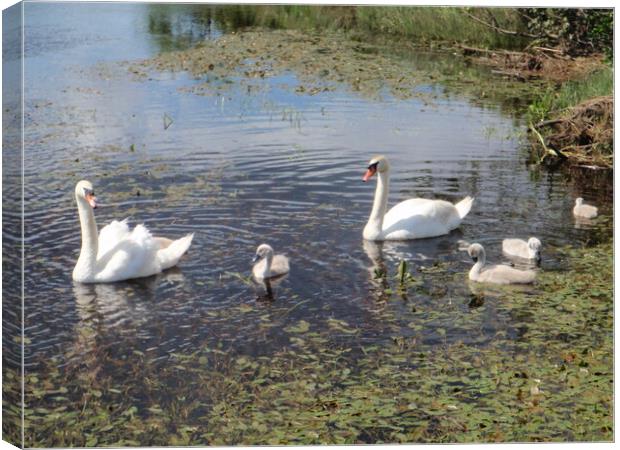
13,243,612,446
129,26,541,112
128,29,432,100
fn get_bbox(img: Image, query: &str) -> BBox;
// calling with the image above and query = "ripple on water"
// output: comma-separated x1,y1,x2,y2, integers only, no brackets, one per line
17,4,612,380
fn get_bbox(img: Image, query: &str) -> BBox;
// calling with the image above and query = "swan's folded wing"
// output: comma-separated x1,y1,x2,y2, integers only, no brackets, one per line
383,199,456,227
382,199,456,239
95,224,160,282
483,264,536,284
98,219,130,259
271,254,290,276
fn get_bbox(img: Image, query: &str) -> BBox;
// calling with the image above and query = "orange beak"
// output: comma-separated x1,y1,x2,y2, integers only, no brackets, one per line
363,167,376,182
86,194,98,209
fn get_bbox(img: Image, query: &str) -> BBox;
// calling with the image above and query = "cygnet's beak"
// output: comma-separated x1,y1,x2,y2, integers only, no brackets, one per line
536,254,542,265
471,256,478,263
252,254,260,263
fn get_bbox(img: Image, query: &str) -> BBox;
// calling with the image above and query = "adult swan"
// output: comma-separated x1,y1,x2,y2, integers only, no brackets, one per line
362,155,474,241
72,180,194,283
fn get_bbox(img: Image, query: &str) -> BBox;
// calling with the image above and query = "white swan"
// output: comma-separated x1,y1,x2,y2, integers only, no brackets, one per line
72,180,194,283
573,197,598,219
502,237,542,261
252,244,289,281
467,243,536,285
362,155,474,240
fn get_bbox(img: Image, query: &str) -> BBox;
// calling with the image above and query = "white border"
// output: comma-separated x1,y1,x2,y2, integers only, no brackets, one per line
0,1,616,450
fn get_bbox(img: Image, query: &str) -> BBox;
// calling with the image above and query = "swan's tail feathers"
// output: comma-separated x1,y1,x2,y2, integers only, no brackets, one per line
455,196,475,220
157,233,194,270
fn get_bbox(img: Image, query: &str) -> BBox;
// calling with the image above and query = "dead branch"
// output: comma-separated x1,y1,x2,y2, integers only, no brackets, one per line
464,10,561,43
463,11,541,39
534,118,565,128
491,69,530,81
457,44,525,58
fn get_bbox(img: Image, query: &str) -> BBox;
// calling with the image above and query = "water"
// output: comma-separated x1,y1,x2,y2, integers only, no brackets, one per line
6,3,612,444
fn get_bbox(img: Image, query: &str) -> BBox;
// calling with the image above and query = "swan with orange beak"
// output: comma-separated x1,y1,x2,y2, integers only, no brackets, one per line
362,155,474,240
73,180,193,283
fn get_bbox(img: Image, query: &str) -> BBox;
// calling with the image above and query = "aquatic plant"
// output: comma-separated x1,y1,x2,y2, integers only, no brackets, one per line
17,243,612,446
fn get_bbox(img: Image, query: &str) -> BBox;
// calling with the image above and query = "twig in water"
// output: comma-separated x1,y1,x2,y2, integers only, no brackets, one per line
464,11,536,38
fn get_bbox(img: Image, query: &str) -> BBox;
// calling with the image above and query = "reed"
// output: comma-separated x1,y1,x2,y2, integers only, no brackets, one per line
528,66,613,123
210,5,527,49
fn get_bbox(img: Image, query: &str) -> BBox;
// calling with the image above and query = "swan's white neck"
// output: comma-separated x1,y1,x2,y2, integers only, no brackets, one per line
469,250,486,280
364,170,389,240
74,197,98,281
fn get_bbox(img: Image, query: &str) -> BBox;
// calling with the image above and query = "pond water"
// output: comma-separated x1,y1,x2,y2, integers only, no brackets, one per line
6,3,612,445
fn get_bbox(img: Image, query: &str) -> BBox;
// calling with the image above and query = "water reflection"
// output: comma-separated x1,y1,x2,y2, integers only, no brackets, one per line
252,274,289,302
147,4,221,52
362,240,389,299
69,271,187,364
467,278,537,300
574,215,597,230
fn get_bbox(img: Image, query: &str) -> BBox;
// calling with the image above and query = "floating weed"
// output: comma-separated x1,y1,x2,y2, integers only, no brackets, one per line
419,260,451,274
237,303,254,314
327,318,359,335
222,271,254,286
126,29,434,101
20,243,612,446
285,320,311,334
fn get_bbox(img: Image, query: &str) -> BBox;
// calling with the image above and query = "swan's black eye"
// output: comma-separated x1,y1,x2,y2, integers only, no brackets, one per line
368,162,379,170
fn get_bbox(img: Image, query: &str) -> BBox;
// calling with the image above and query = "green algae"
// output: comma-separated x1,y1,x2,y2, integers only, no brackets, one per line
126,28,537,109
18,242,612,446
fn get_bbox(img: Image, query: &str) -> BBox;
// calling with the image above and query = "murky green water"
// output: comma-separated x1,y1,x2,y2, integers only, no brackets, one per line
3,3,612,446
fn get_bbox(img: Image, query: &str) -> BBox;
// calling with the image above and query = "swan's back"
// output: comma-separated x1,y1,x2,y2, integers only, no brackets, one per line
382,198,463,239
502,238,541,260
477,264,536,285
573,203,598,219
95,224,160,282
97,219,131,259
252,254,290,280
502,238,535,259
502,239,527,257
95,226,193,283
271,254,290,276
